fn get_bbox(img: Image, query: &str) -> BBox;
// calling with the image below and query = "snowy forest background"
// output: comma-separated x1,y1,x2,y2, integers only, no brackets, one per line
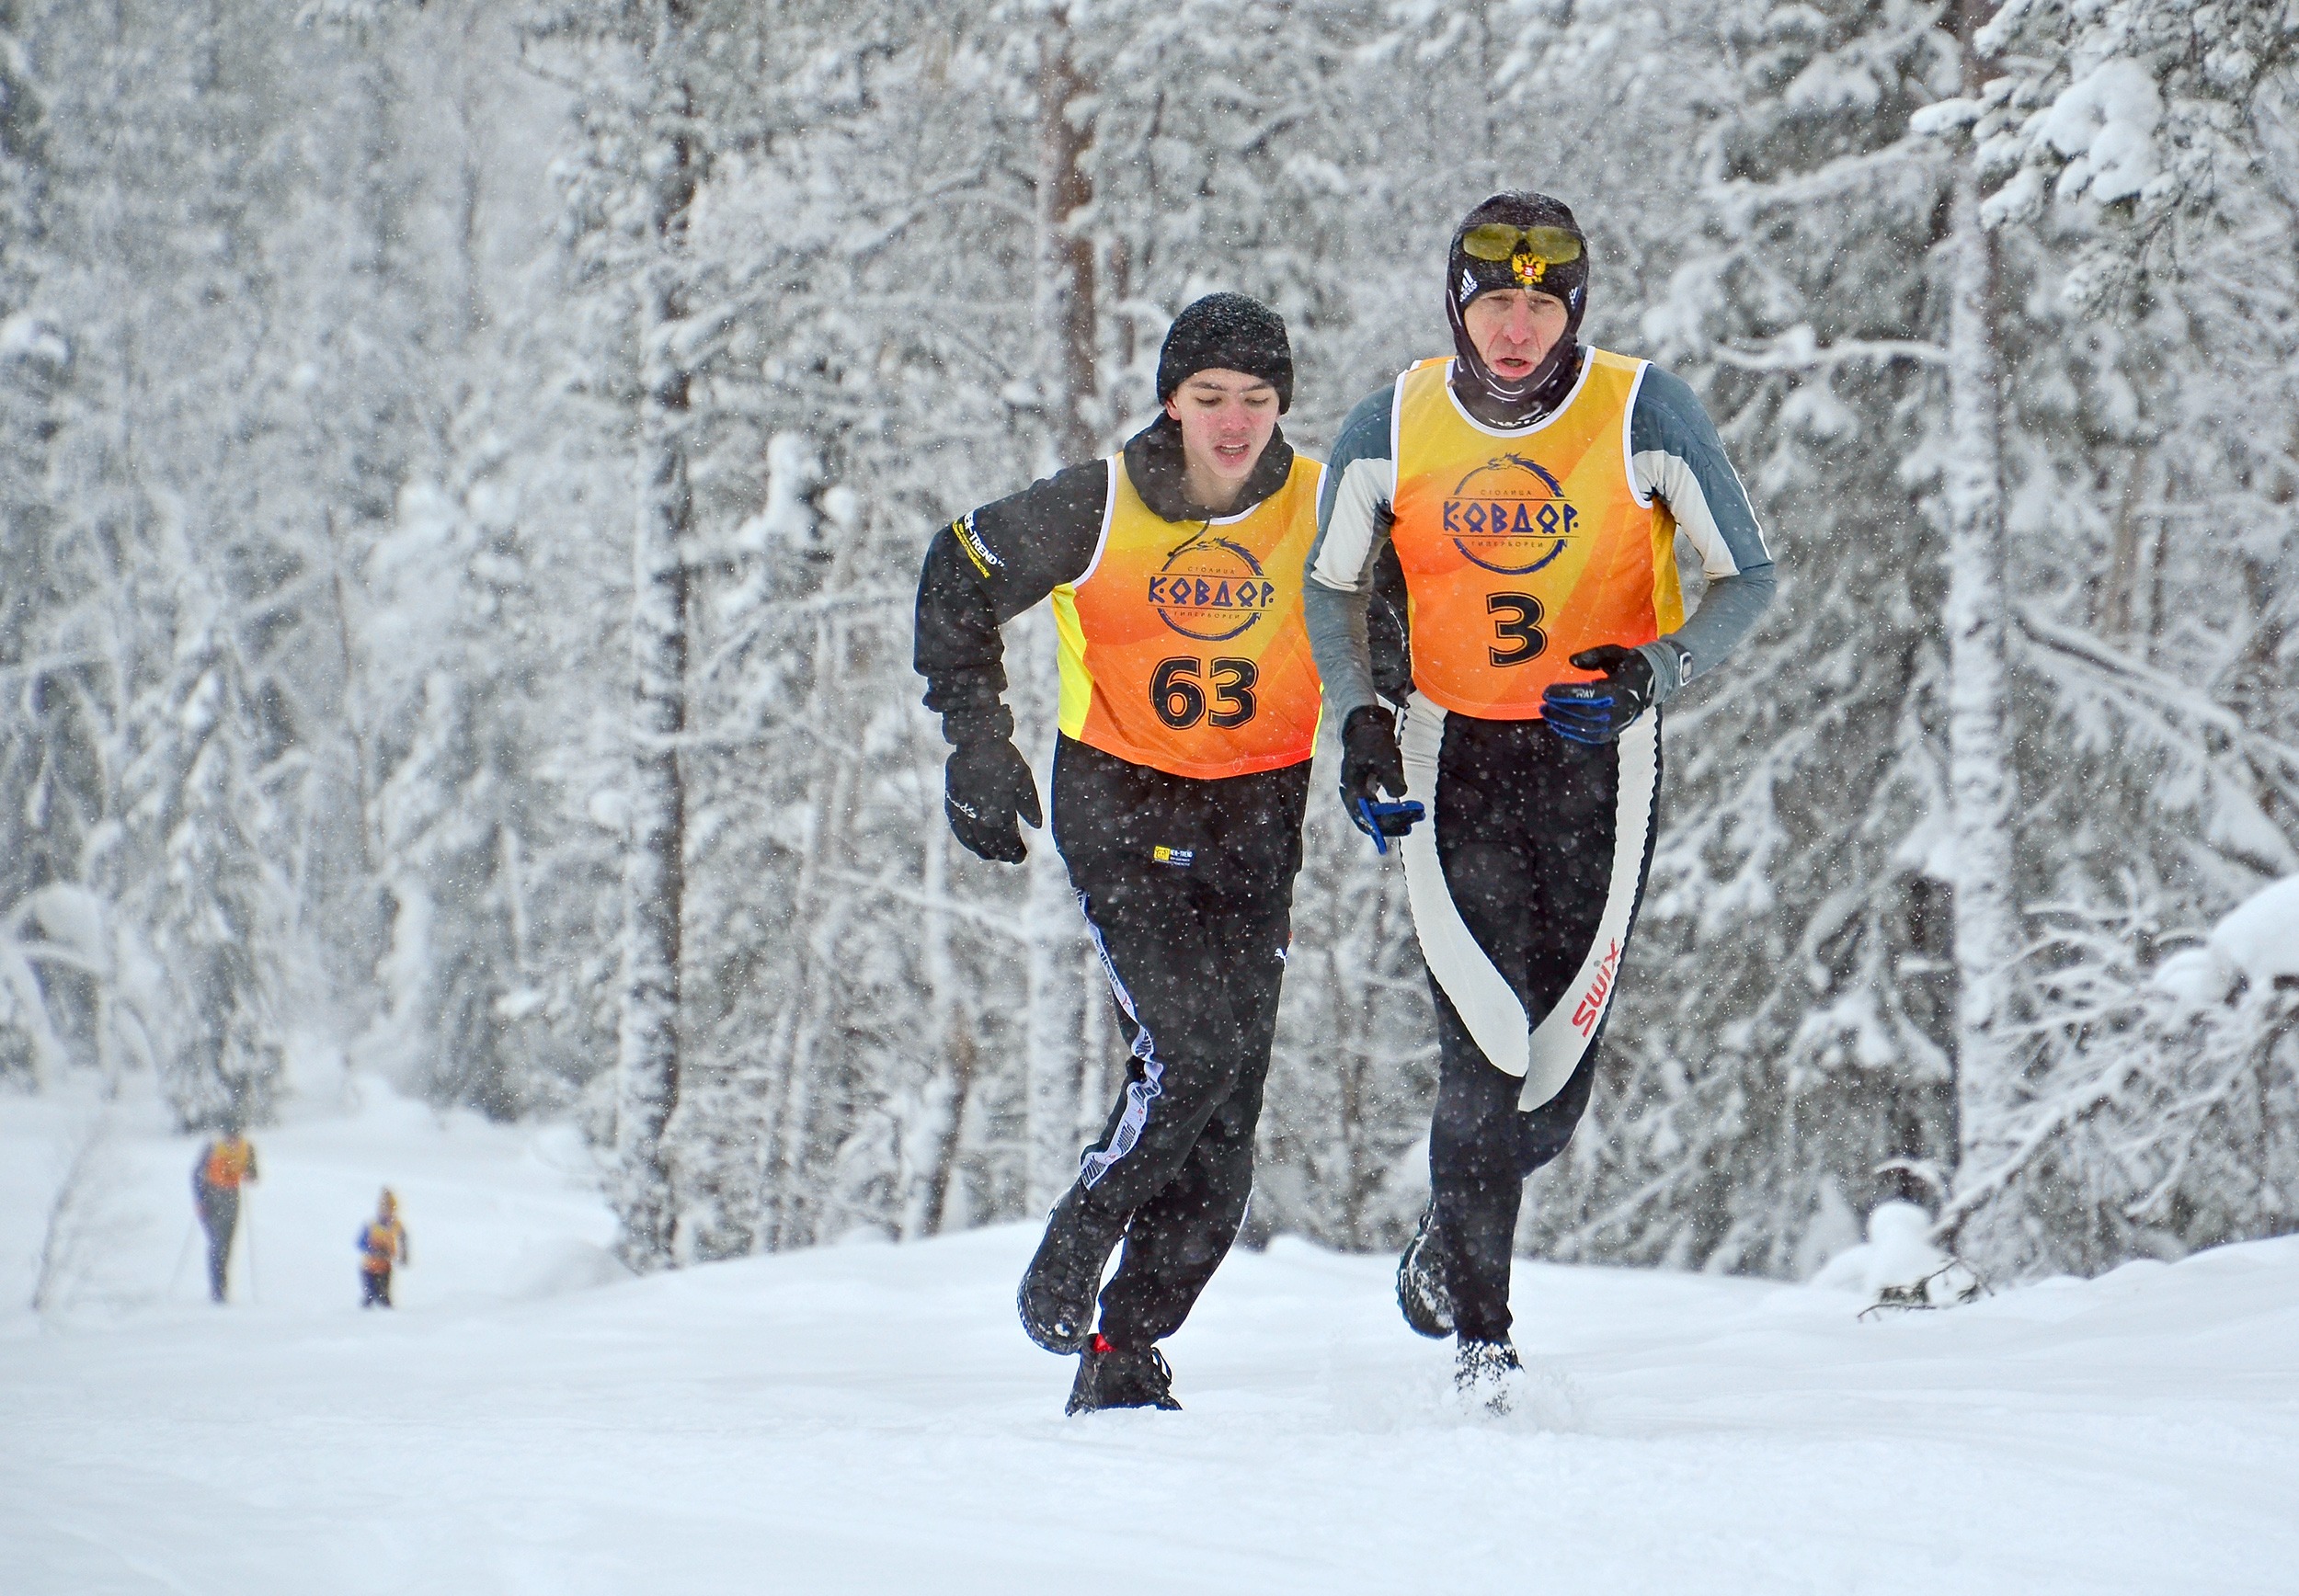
3,0,2294,1284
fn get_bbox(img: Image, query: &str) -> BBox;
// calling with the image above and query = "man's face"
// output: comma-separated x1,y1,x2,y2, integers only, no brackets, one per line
1162,369,1279,488
1462,290,1570,382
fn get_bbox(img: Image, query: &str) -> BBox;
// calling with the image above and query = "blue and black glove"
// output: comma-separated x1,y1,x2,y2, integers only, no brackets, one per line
944,732,1041,864
1340,704,1424,851
1540,644,1655,747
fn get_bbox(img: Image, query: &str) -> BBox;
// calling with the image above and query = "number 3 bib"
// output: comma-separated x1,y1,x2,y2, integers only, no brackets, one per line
1390,351,1684,720
1051,452,1325,780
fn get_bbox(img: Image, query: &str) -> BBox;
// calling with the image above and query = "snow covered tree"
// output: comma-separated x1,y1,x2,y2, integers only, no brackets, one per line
1941,881,2299,1271
16,0,335,1123
0,0,86,1089
1936,0,2026,1246
124,627,295,1128
525,0,727,1268
4,0,573,1126
1930,0,2299,1269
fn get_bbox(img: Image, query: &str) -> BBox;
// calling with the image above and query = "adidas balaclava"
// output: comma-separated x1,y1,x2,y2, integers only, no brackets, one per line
1156,292,1294,414
1445,191,1589,419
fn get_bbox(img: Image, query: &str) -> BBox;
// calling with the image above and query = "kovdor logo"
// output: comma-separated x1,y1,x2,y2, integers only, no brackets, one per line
1150,536,1277,642
1445,454,1578,576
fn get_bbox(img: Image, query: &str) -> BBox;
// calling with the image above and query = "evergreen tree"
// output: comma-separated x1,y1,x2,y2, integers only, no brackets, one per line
1933,0,2299,1269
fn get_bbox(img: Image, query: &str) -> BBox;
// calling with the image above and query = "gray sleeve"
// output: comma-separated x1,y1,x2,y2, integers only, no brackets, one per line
1303,386,1399,725
1629,365,1778,703
1632,566,1779,701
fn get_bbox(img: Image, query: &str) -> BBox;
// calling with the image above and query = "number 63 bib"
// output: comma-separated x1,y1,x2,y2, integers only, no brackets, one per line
1390,351,1684,720
1050,452,1325,780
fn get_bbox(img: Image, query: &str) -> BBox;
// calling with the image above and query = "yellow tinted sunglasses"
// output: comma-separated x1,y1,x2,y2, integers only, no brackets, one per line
1459,223,1584,266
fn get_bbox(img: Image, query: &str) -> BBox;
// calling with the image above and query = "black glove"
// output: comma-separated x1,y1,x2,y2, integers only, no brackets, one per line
1340,703,1422,847
1340,704,1406,804
944,738,1041,863
1539,644,1655,747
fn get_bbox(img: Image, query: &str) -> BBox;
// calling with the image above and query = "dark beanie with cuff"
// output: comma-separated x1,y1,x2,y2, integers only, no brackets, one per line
1155,292,1294,414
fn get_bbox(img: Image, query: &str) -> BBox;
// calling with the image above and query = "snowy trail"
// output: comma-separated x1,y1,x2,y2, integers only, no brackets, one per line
6,1093,2298,1594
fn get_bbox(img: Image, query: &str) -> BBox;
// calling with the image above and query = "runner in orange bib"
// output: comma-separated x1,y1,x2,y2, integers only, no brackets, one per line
358,1189,409,1308
189,1121,259,1304
913,295,1323,1416
1304,194,1778,1405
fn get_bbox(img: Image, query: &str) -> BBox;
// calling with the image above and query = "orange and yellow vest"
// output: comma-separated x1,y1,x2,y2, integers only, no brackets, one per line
360,1219,405,1273
201,1136,254,1191
1390,350,1684,719
1050,453,1325,780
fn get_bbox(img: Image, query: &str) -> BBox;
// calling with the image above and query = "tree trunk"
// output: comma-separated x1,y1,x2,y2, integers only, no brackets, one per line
1034,9,1097,465
914,817,979,1237
1015,10,1098,1211
1939,52,2020,1216
922,1017,977,1237
613,21,699,1272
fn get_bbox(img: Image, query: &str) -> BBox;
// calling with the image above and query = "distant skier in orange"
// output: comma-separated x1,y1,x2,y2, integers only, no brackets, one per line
190,1120,258,1304
359,1189,410,1308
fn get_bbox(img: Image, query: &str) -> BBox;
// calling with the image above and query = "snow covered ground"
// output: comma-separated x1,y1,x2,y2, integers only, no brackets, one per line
6,1083,2298,1595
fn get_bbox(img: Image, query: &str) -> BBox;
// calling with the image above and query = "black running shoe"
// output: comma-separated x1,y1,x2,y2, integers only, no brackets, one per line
1066,1334,1183,1414
1397,1201,1457,1339
1455,1336,1522,1414
1018,1182,1127,1354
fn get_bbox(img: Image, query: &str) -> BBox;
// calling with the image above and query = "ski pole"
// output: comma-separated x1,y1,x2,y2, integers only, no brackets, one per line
242,1192,257,1305
169,1215,198,1299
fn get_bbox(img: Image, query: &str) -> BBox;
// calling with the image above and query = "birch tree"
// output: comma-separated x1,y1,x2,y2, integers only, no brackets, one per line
1936,0,2023,1221
531,0,711,1268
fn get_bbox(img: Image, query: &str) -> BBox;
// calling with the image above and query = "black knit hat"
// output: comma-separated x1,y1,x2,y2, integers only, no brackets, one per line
1156,292,1294,414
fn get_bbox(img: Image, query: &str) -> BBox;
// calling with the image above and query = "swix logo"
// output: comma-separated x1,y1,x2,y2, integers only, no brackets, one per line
1570,939,1622,1036
1150,536,1277,642
1444,454,1578,576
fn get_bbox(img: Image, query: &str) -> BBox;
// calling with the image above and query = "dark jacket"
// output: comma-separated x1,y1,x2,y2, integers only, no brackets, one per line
912,418,1310,894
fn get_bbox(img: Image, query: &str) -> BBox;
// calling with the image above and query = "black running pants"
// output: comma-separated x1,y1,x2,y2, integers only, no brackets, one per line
198,1186,239,1304
1066,864,1292,1349
1405,708,1662,1344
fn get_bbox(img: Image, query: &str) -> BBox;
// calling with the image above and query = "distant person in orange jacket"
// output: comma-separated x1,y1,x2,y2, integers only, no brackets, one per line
190,1121,258,1304
359,1189,409,1308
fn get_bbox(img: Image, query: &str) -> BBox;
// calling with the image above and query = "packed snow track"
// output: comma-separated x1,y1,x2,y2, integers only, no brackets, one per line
5,1090,2296,1594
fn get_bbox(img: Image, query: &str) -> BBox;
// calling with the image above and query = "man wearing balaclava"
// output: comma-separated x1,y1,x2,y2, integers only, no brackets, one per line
915,294,1326,1415
1302,194,1778,1407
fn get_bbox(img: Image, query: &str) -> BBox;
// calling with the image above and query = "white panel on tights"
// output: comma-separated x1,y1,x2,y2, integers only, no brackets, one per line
1398,698,1530,1079
1518,713,1659,1110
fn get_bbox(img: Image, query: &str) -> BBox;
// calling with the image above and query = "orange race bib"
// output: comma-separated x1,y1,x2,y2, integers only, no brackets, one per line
361,1222,400,1271
1050,453,1325,780
202,1138,252,1190
1390,350,1683,719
